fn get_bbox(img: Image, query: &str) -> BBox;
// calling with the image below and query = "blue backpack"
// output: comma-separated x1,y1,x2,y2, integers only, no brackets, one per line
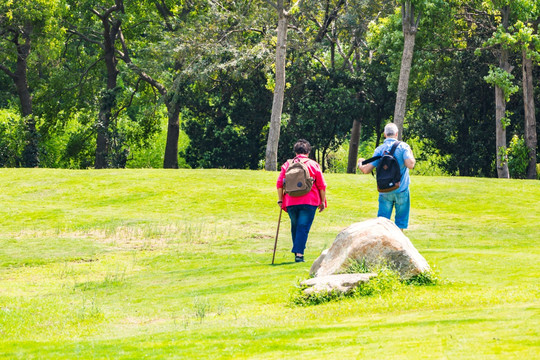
363,141,401,193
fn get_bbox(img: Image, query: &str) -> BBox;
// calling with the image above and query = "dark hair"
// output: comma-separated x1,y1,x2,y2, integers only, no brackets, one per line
293,139,311,155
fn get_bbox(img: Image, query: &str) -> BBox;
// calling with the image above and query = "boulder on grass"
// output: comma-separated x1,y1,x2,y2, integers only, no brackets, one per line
310,217,430,279
300,273,377,295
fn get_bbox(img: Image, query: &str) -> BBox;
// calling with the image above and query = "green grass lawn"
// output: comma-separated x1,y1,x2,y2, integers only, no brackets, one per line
0,168,538,359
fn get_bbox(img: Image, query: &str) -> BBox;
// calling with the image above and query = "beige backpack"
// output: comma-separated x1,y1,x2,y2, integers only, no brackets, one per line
283,157,315,197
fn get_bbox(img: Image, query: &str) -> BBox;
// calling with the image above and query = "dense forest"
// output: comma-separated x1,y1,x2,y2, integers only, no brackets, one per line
1,0,539,178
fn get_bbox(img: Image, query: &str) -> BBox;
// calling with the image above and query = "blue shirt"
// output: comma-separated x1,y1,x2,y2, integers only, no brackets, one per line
371,138,413,193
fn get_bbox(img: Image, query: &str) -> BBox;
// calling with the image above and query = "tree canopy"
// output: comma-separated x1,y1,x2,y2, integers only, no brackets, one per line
0,0,538,178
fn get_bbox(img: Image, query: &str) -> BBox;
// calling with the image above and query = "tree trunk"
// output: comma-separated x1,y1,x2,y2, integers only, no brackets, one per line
495,6,510,179
95,91,114,169
94,2,123,169
6,26,40,167
14,42,33,118
163,101,181,168
522,49,537,179
347,119,361,173
495,85,509,178
265,3,287,171
393,1,419,140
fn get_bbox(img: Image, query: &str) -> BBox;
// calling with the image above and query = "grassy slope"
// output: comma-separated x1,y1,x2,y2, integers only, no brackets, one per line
0,169,538,359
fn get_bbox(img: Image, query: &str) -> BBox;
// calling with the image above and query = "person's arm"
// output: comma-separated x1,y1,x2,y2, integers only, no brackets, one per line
318,189,326,212
276,162,287,207
404,157,416,169
277,187,284,206
404,146,416,169
357,158,375,174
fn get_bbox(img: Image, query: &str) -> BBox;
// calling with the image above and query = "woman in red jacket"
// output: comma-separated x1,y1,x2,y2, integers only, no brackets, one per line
276,139,327,263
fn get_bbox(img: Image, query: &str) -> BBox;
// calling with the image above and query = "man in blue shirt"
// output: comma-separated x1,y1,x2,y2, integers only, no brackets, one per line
357,123,416,230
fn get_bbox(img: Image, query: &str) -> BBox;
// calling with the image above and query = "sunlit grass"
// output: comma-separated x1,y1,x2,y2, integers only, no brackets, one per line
0,168,538,359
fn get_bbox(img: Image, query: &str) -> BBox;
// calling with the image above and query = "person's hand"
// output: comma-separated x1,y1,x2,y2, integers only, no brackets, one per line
357,158,365,168
318,202,326,212
277,200,283,207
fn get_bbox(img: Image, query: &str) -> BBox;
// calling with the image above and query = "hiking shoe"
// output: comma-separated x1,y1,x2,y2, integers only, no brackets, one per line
295,255,305,263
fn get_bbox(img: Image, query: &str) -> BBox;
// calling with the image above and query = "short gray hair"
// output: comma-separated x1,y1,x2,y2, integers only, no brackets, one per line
384,123,399,136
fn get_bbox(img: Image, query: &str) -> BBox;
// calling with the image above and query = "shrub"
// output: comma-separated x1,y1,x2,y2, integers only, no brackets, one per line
507,135,530,179
290,260,441,306
0,109,25,167
353,265,404,296
405,269,441,286
290,286,348,307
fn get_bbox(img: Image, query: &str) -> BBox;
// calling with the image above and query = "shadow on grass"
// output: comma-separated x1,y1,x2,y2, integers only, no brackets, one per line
269,261,298,266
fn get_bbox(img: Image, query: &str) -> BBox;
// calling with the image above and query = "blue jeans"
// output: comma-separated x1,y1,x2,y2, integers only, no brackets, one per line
378,189,410,229
287,205,317,255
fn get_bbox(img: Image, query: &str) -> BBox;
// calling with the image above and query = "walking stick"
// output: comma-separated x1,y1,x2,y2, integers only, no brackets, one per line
271,206,283,265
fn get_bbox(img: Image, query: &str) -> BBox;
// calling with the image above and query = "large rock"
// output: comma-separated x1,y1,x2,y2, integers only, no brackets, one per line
300,273,377,295
310,217,430,279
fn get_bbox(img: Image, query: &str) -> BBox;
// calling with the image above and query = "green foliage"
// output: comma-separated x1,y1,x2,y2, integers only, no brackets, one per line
0,0,539,175
498,145,508,165
279,70,363,168
21,117,40,168
181,70,272,169
0,109,25,167
354,265,404,297
405,269,440,286
291,260,440,306
403,136,450,176
507,135,530,179
325,135,449,175
125,117,173,169
343,258,371,274
367,0,454,95
324,142,350,173
410,47,497,177
62,128,96,168
483,66,519,102
290,286,348,307
0,111,41,168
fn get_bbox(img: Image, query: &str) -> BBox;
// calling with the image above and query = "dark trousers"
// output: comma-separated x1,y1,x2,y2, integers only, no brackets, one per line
287,205,317,255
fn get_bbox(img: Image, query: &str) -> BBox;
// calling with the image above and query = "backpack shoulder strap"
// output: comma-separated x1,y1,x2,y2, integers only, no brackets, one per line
389,141,400,156
361,155,381,165
362,141,400,165
292,156,311,164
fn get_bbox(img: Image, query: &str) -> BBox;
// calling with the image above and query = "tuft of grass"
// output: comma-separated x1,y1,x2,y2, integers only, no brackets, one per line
292,261,443,306
354,265,404,297
290,281,348,307
193,297,210,323
406,267,442,286
342,258,370,274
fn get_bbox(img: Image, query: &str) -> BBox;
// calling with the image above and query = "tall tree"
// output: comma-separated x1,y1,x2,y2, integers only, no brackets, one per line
494,5,511,178
66,0,126,168
120,0,271,168
521,29,538,179
114,0,182,169
92,1,124,169
0,0,61,166
393,0,421,139
264,0,304,171
481,1,527,178
300,0,395,172
511,0,539,179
